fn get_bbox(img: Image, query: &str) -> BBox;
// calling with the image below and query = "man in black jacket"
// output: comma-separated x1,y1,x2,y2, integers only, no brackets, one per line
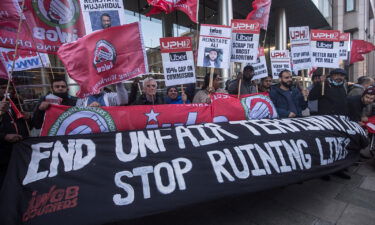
347,86,375,125
308,68,348,116
32,78,76,129
0,79,29,187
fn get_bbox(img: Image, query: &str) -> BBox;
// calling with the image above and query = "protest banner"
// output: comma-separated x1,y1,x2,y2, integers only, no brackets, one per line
246,0,272,30
0,0,23,20
270,50,292,79
147,0,199,23
197,24,232,69
0,0,86,54
160,37,196,87
0,48,50,72
230,19,260,64
310,30,340,68
79,0,126,34
0,115,367,225
40,93,278,136
57,22,148,98
339,32,350,60
289,26,312,71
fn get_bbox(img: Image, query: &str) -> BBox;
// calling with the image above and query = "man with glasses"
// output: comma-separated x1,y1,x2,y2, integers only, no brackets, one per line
32,78,77,129
133,77,164,105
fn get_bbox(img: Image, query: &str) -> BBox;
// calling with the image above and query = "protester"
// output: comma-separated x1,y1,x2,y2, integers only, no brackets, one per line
165,86,190,104
308,68,349,116
227,65,257,95
258,75,272,93
32,78,77,129
0,79,29,187
347,86,375,125
76,83,128,107
133,77,164,105
348,76,374,96
193,73,226,103
269,70,308,118
308,74,322,115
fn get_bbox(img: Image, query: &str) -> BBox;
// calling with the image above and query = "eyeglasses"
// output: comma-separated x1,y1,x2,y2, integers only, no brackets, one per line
53,85,67,88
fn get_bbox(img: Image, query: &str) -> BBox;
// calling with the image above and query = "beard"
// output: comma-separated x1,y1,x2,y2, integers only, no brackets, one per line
281,81,292,88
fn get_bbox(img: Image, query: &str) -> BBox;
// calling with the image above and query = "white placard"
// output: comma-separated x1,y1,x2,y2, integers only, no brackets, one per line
230,19,260,64
339,33,350,60
80,0,126,34
310,30,340,68
270,50,292,79
160,37,196,87
243,48,268,81
0,48,50,72
197,24,232,69
289,26,312,71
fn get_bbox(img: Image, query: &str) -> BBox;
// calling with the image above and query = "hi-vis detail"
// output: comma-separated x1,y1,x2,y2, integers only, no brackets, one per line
93,40,117,73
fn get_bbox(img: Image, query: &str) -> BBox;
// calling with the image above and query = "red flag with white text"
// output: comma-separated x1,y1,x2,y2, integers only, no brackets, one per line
350,40,375,64
246,0,272,30
0,0,22,20
147,0,198,23
57,22,148,98
0,0,86,54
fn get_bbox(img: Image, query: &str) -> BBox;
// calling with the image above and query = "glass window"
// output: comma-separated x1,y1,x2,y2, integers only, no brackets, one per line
345,0,356,12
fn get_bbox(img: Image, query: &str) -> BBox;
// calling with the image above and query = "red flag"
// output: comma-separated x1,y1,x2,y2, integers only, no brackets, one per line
350,40,375,64
147,0,198,23
246,0,272,30
57,22,148,98
0,0,22,20
0,0,86,54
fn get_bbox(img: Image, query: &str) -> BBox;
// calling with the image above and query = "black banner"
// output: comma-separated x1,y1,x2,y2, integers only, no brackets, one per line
0,116,368,225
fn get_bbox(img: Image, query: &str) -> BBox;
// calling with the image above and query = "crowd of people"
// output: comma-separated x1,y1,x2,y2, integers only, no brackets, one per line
0,66,374,186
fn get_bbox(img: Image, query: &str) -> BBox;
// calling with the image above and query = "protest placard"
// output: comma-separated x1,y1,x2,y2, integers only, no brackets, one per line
160,37,196,87
270,50,292,79
289,26,312,71
79,0,126,34
0,48,50,72
230,19,260,64
197,24,232,69
241,47,268,81
311,30,340,68
339,32,350,60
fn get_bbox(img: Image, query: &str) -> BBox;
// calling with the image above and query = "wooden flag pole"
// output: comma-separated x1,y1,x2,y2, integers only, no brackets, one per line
181,84,186,104
322,68,326,96
209,67,214,89
302,70,307,101
237,79,242,99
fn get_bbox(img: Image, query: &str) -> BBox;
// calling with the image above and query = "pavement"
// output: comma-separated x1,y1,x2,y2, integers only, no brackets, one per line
107,157,375,225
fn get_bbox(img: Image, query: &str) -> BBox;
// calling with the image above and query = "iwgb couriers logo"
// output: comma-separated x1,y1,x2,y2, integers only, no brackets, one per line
48,107,116,136
32,0,80,28
93,40,117,73
23,185,79,222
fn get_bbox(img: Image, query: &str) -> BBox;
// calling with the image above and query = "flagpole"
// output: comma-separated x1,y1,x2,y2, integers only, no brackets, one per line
3,0,25,102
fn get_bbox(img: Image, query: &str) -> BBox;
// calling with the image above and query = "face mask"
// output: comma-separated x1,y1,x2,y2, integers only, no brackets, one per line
328,78,343,86
54,92,68,99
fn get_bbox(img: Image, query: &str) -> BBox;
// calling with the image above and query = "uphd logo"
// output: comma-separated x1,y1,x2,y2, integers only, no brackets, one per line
209,28,222,35
312,32,339,40
232,22,259,31
290,30,308,40
169,52,188,62
316,41,333,49
93,40,117,73
271,51,288,58
161,39,191,50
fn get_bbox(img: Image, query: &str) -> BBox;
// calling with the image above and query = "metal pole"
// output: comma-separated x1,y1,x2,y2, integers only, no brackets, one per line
275,8,287,50
219,0,233,83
